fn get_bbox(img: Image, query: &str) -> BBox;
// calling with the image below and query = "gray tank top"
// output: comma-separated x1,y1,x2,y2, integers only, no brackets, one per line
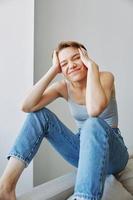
66,80,118,129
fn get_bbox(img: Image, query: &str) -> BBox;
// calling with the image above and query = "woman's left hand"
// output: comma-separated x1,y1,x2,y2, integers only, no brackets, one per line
78,47,95,69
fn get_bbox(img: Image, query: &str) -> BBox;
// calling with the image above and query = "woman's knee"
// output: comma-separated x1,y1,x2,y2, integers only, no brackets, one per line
25,107,51,127
83,117,102,129
32,107,50,115
81,117,109,139
30,107,51,120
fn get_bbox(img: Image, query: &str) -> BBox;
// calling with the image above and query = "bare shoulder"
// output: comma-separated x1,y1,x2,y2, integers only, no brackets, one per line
100,71,114,86
55,79,68,100
100,71,114,80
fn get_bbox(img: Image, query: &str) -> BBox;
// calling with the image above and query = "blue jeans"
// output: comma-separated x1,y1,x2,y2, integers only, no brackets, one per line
7,107,129,200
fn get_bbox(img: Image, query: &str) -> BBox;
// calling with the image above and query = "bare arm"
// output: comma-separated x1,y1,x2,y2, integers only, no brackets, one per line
78,48,114,116
86,64,114,116
21,51,62,112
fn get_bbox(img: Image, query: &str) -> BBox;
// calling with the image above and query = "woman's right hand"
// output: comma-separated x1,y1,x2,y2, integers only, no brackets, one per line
52,50,62,74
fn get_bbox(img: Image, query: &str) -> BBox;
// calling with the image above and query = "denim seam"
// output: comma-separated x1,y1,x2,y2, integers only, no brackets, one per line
32,110,49,133
48,120,79,153
26,130,44,161
97,117,112,133
25,110,50,162
97,136,108,197
74,136,109,199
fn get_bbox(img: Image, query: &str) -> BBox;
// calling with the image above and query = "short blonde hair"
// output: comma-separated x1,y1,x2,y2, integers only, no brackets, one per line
56,41,87,54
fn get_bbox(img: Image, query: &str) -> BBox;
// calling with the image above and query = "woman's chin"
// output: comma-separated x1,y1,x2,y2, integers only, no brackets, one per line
68,75,85,82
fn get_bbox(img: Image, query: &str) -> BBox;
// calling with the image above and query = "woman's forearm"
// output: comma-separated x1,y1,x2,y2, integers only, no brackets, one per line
21,66,58,111
86,63,107,116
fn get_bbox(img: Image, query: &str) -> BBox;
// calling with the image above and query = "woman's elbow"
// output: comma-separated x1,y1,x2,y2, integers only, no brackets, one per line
87,109,100,117
87,102,107,117
20,105,31,113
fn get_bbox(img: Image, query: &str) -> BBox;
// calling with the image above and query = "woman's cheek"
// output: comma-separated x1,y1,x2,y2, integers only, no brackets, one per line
61,68,67,76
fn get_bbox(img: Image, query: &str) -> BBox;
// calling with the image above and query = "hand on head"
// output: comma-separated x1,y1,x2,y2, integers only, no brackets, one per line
52,50,62,73
78,47,93,68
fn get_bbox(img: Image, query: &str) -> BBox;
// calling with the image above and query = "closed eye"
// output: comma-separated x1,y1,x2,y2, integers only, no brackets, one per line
61,63,67,67
73,55,80,60
60,55,80,67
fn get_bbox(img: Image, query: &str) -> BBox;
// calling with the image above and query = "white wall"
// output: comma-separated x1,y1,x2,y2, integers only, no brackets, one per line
34,0,133,186
0,0,34,195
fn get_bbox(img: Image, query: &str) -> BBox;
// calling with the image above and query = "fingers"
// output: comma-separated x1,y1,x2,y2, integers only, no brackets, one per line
78,47,94,68
53,50,57,58
52,50,55,59
78,47,83,56
52,50,59,62
78,47,82,53
78,47,88,57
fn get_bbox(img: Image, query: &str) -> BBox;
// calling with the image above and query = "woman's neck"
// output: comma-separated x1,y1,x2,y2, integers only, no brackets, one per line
70,79,87,90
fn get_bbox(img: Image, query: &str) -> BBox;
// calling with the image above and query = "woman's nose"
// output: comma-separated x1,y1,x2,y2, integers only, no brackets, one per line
69,62,77,69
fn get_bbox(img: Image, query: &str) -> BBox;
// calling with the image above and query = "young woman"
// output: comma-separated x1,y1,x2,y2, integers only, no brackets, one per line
0,41,129,200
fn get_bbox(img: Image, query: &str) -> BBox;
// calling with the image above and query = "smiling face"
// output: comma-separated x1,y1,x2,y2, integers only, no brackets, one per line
58,47,88,82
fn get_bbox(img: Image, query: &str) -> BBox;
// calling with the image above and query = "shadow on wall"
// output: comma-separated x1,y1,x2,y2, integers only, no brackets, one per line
125,0,133,5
